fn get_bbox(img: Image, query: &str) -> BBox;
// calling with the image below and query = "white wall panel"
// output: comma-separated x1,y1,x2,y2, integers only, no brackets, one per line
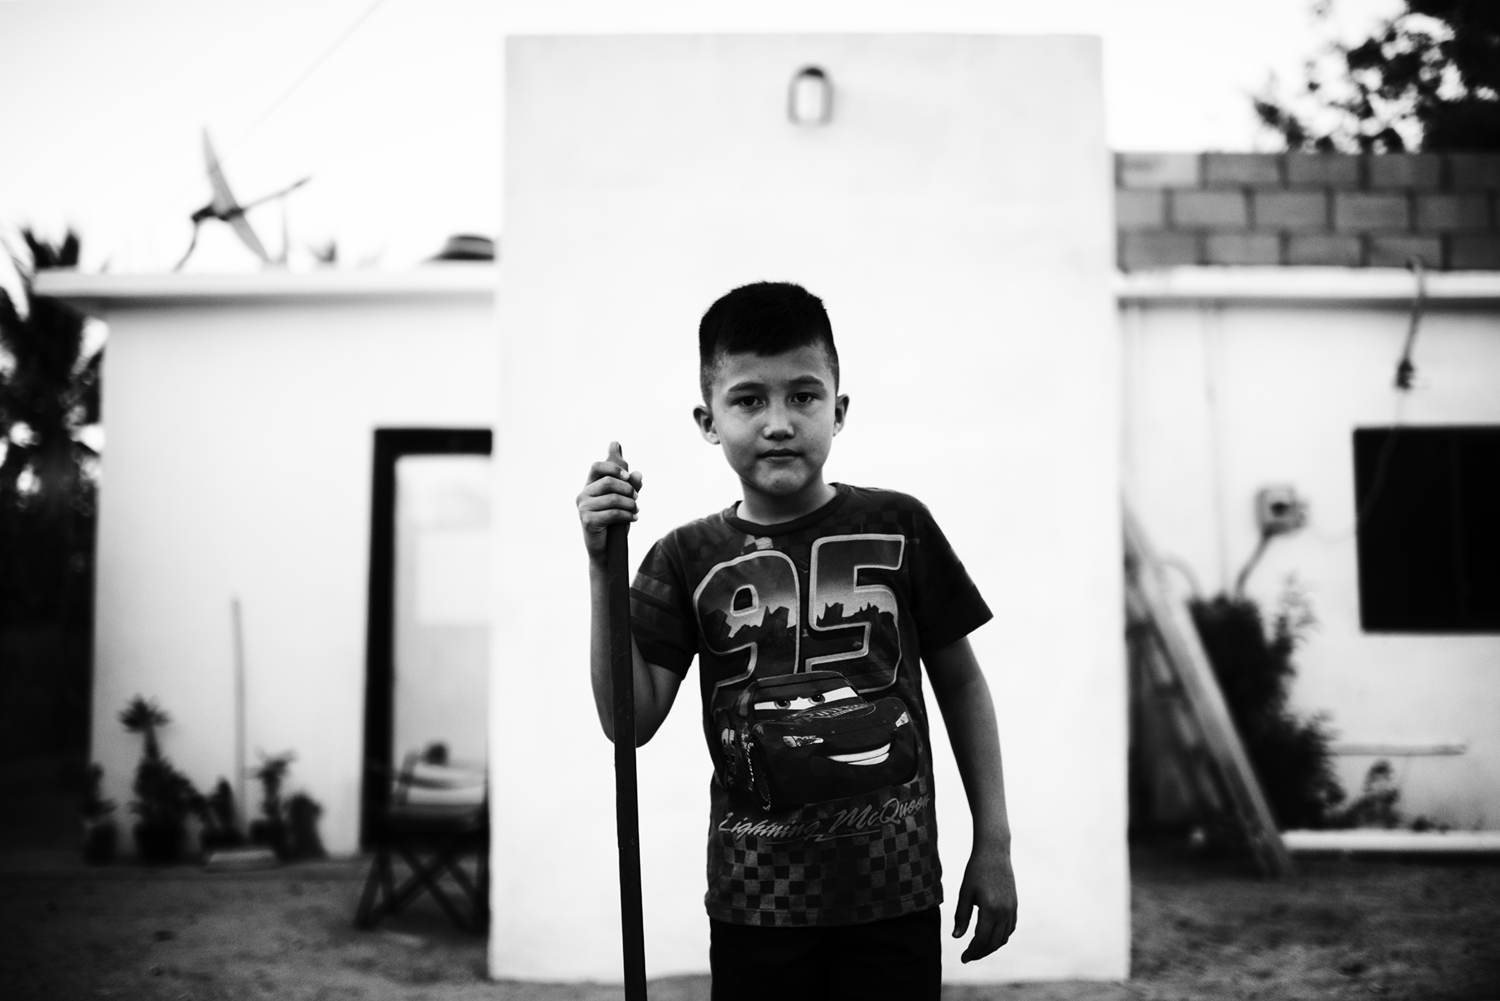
1124,297,1500,831
90,287,496,856
492,34,1125,983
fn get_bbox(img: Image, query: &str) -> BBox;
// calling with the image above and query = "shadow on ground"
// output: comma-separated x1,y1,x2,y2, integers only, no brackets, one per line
0,843,1497,1000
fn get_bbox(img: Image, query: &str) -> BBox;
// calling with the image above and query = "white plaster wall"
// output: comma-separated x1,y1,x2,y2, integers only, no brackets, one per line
1123,294,1500,830
492,35,1125,983
90,286,496,855
393,455,491,767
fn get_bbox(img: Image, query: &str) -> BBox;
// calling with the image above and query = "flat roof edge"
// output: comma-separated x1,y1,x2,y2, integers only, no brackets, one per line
1116,267,1500,306
33,264,497,312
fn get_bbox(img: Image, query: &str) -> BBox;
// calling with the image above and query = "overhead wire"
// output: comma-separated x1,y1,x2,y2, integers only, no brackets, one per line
130,0,390,267
221,0,390,162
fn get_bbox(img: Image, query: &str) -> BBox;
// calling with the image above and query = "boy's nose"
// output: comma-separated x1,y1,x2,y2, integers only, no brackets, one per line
762,403,794,437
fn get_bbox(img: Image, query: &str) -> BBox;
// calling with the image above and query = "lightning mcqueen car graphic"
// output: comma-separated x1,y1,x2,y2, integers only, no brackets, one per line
715,670,918,813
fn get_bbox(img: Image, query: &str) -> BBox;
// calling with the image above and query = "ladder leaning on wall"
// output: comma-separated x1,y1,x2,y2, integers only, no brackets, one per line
1123,504,1294,878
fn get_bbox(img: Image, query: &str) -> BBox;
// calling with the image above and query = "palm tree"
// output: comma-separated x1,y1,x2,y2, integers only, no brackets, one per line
119,695,198,862
119,696,170,759
0,230,100,513
0,229,102,761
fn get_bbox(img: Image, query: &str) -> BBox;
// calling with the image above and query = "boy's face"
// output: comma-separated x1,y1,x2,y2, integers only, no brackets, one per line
694,344,848,516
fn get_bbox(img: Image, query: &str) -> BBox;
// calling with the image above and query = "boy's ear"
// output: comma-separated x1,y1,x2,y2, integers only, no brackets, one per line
693,403,720,445
833,393,850,435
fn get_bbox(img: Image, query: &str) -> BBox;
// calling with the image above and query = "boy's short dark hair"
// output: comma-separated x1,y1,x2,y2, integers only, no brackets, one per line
698,282,839,403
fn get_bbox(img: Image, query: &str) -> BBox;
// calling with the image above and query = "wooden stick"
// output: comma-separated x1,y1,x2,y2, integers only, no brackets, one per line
231,595,247,833
606,517,648,1000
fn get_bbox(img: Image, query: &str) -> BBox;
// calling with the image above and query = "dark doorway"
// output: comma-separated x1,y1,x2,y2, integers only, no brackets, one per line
361,429,492,847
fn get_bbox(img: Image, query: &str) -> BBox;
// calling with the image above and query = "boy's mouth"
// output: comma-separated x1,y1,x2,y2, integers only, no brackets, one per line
760,449,799,460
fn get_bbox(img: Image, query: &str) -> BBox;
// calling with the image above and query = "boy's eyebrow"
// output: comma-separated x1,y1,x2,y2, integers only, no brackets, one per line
723,374,827,394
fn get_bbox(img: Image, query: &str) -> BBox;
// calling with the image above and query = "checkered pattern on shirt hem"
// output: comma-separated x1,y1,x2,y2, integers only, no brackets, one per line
705,773,942,927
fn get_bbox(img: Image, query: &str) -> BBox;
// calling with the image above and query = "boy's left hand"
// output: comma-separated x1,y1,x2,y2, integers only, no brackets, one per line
952,840,1017,962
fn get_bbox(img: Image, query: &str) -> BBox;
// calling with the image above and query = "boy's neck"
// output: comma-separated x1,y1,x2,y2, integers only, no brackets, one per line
735,478,838,526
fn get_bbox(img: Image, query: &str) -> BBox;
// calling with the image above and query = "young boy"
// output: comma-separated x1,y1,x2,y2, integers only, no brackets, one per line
576,282,1016,999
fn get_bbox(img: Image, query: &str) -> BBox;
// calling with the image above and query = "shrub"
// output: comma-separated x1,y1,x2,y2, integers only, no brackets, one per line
119,696,200,862
1189,584,1346,830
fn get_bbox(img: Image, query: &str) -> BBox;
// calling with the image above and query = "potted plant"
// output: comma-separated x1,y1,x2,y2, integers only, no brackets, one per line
81,763,117,864
199,778,246,852
285,792,326,860
119,696,200,863
250,752,294,859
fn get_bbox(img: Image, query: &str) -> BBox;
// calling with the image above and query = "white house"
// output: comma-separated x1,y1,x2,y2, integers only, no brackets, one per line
36,32,1500,990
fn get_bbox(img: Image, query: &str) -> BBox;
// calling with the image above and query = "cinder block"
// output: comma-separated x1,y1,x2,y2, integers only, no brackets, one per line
1204,153,1282,187
1448,154,1500,191
1120,232,1200,269
1368,154,1442,190
1415,194,1491,234
1115,189,1166,230
1118,152,1201,189
1171,190,1249,228
1287,234,1362,266
1450,235,1500,269
1253,191,1329,231
1205,233,1281,265
1285,153,1361,187
1334,192,1410,232
1368,234,1442,268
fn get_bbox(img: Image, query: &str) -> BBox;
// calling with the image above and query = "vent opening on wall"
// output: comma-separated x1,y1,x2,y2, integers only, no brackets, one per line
788,66,832,126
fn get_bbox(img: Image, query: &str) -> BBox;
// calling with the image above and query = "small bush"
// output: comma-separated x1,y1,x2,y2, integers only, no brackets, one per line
1190,583,1346,830
119,696,200,863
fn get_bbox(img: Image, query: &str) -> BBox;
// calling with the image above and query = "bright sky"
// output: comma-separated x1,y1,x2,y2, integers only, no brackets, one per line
0,0,1402,273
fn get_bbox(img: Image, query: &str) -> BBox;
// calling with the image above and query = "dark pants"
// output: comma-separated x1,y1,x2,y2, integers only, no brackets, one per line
709,907,941,1001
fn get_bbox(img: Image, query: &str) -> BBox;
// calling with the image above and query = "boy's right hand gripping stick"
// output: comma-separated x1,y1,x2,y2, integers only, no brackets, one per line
606,506,648,1001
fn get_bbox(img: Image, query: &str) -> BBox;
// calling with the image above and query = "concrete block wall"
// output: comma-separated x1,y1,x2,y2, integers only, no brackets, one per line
1116,152,1500,271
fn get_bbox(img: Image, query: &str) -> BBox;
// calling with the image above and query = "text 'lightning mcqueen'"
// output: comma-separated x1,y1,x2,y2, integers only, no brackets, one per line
715,670,918,813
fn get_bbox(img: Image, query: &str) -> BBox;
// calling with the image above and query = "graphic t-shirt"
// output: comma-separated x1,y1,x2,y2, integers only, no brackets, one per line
630,483,992,926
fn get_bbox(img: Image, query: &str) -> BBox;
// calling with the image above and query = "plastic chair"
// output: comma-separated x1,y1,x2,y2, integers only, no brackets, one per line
354,752,489,932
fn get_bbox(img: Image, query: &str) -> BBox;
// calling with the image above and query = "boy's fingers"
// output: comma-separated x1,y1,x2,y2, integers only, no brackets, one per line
961,909,999,963
582,494,638,515
607,441,628,471
584,476,637,498
587,509,638,526
587,461,633,484
952,886,974,938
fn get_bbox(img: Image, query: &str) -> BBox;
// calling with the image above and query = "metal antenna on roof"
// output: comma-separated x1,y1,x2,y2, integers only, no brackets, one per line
174,130,310,271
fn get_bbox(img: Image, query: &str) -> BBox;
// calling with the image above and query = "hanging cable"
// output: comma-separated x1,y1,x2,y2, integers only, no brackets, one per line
1393,256,1426,391
222,0,390,162
1313,256,1427,544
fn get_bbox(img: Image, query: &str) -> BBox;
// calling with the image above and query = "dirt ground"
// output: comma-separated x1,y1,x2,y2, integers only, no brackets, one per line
1,844,1497,1001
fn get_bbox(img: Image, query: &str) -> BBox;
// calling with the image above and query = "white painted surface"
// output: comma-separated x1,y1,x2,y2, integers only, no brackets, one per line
393,455,491,766
82,275,496,855
492,35,1125,983
1122,289,1500,832
1283,829,1500,854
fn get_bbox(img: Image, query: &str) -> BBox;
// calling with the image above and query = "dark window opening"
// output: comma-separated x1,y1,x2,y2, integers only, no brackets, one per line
1353,425,1500,633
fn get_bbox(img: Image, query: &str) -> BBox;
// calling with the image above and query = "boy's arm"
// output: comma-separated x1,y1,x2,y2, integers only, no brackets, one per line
923,635,1018,963
587,565,682,745
578,443,682,746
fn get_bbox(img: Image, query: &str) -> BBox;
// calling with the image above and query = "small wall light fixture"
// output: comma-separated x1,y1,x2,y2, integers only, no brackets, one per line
788,66,833,126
